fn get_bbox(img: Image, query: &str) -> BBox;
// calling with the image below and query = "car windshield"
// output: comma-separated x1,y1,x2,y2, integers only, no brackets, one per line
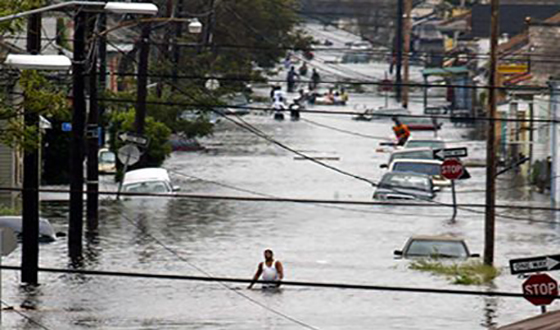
393,162,440,176
123,181,170,193
405,140,444,149
391,150,433,162
99,151,116,164
379,174,431,191
406,240,468,258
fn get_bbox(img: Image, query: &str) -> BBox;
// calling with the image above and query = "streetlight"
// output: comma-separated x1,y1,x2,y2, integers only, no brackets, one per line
188,19,203,34
3,26,72,285
0,1,158,283
4,54,72,70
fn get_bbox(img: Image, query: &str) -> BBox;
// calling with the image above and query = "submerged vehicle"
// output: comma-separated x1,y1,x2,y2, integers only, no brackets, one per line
121,168,180,195
0,216,57,242
373,172,435,200
394,235,478,259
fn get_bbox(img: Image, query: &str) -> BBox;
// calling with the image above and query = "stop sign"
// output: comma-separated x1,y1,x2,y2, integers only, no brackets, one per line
440,158,464,180
523,273,558,306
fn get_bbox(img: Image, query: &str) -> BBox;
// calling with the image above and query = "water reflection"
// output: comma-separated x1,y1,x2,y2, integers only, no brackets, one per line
481,297,498,329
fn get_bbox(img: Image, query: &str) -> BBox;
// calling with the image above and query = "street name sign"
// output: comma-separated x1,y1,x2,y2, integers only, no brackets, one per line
440,158,464,180
433,147,468,161
510,254,560,275
118,132,149,147
523,274,558,306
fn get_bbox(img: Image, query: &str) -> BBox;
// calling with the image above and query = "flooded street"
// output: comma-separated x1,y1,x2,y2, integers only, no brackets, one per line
3,102,560,329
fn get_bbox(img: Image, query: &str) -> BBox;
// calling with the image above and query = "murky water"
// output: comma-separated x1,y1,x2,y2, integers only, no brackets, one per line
2,101,559,329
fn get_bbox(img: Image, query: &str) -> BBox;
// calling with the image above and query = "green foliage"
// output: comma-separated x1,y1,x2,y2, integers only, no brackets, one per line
0,70,68,151
409,259,500,285
0,0,44,34
0,205,20,216
108,109,172,168
152,0,308,94
103,89,216,139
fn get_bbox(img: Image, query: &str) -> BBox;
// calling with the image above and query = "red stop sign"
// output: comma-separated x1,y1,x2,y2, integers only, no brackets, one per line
523,274,558,306
440,158,464,180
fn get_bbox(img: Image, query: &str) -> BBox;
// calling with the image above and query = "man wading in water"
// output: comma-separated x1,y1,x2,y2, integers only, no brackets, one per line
248,249,284,289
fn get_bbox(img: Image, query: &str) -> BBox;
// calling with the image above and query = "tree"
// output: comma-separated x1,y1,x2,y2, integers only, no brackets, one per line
0,70,68,151
108,109,172,169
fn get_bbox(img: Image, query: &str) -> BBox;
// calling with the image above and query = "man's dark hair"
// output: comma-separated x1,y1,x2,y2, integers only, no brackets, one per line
264,249,273,255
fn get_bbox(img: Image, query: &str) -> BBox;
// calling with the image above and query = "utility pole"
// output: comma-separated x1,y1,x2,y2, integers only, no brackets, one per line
550,81,560,204
86,16,99,232
172,0,184,84
402,0,412,109
134,21,151,136
395,0,403,102
69,11,87,259
203,0,215,48
98,13,107,146
21,13,41,285
484,0,500,267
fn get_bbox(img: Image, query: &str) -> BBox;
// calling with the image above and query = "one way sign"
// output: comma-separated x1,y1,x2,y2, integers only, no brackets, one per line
510,254,560,275
433,147,468,161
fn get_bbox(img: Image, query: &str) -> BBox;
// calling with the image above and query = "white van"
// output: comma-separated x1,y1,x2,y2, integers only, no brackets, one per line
121,168,179,194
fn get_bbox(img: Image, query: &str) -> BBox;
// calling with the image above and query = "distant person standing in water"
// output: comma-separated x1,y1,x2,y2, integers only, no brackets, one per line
248,249,284,289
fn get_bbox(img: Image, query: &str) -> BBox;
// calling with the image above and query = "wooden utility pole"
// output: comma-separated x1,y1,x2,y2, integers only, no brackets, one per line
69,10,87,259
395,0,403,102
135,22,151,136
86,15,99,232
21,13,41,285
484,0,500,266
402,0,412,109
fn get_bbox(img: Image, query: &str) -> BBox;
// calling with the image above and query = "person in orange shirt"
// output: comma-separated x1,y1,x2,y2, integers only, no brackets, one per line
392,117,410,146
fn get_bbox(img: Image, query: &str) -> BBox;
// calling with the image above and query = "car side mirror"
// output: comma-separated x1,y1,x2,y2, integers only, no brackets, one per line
172,186,181,192
380,164,388,169
394,250,403,258
470,253,480,258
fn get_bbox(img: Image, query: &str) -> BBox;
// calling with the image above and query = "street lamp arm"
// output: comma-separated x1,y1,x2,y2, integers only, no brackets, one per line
0,1,159,23
0,2,105,23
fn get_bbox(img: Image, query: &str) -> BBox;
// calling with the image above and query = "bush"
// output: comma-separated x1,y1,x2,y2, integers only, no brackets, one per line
410,259,500,285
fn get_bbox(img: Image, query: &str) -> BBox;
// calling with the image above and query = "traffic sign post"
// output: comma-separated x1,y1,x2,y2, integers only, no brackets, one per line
440,159,465,222
522,273,558,312
510,254,560,275
116,144,142,200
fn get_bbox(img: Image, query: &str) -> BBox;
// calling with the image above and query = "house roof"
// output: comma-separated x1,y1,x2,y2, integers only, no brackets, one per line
498,310,560,330
471,4,560,38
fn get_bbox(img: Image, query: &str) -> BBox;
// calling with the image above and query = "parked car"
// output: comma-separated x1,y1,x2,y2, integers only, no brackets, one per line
373,172,435,200
403,138,445,150
399,117,442,131
219,93,251,116
394,235,479,259
0,216,57,242
179,110,221,125
121,168,180,195
380,148,434,169
98,148,116,174
389,159,450,187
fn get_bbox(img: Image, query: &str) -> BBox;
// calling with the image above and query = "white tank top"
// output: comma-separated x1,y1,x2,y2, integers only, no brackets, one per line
262,261,279,283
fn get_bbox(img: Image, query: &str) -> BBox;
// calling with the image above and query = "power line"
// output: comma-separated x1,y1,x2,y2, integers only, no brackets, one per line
0,265,554,300
0,300,52,330
3,186,560,213
115,210,320,330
